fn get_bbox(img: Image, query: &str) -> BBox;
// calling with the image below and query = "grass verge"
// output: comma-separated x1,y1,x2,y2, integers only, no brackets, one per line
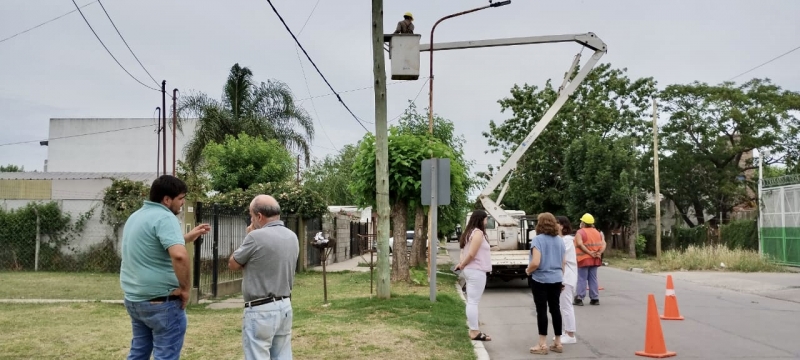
0,271,122,299
0,271,474,360
604,245,787,273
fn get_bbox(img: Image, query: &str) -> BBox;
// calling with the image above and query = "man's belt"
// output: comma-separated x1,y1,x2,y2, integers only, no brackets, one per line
244,296,290,308
148,295,181,302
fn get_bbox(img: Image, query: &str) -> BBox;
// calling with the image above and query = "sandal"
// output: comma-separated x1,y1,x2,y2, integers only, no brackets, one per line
530,344,548,355
471,332,491,341
549,344,563,353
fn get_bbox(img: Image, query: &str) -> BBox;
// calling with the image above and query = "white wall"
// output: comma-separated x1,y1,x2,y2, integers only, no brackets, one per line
47,118,197,173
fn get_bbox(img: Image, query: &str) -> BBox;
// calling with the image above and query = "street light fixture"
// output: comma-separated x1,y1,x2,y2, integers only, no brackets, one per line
427,0,511,133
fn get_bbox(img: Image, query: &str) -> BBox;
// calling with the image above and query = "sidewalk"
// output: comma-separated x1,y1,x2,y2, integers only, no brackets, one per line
309,246,452,273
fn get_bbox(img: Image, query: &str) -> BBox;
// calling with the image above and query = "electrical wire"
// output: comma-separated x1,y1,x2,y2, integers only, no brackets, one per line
389,77,430,123
297,0,320,35
0,124,155,147
69,0,159,91
96,0,159,86
728,44,800,81
0,0,99,44
294,0,338,153
264,0,369,132
296,81,406,102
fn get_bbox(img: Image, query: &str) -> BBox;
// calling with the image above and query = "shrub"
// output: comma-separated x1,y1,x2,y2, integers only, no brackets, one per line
672,226,708,250
0,202,93,271
659,245,784,272
720,220,758,250
635,235,647,258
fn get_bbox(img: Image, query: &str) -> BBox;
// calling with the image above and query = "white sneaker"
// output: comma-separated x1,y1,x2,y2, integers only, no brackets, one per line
553,334,577,344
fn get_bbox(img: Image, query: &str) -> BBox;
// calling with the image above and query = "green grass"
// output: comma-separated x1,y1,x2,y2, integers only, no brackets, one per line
0,271,122,299
0,271,475,360
604,245,787,273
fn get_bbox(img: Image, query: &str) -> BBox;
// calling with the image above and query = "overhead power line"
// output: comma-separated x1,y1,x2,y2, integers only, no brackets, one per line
264,0,370,132
389,77,430,123
296,81,406,102
294,0,338,152
728,44,800,81
96,0,159,86
0,0,99,44
69,0,159,91
0,124,155,147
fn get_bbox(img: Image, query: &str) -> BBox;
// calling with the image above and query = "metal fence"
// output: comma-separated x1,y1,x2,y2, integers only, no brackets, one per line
193,202,324,298
350,221,371,257
760,175,800,266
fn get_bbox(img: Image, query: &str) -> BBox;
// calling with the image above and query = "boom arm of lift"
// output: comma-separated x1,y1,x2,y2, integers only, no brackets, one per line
475,33,608,237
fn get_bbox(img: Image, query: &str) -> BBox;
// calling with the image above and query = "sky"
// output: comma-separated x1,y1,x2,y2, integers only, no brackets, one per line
1,0,799,189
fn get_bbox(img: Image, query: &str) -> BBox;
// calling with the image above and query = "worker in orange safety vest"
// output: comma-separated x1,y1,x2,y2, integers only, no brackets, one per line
573,213,606,306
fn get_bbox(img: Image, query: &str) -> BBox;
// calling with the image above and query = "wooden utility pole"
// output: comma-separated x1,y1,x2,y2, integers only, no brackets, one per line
371,0,391,299
652,98,662,262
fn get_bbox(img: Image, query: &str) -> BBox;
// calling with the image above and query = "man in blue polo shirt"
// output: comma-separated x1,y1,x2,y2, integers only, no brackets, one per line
120,175,210,360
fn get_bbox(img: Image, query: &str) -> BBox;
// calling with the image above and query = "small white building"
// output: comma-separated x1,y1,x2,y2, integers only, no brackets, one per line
43,118,197,173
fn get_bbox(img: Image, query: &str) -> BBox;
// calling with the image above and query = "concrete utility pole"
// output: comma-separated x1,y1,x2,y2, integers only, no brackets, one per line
162,80,167,176
156,106,161,177
371,0,391,299
172,89,178,176
652,98,662,262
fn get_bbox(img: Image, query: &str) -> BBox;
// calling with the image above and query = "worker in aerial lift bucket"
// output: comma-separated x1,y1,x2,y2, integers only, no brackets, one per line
394,12,414,34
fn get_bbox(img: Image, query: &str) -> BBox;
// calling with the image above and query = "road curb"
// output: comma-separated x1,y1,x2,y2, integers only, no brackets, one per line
455,283,491,360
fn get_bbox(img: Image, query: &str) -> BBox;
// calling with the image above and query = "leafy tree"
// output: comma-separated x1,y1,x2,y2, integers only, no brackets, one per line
563,135,638,231
302,144,360,206
393,103,477,266
179,63,314,168
0,164,23,172
654,79,800,227
482,64,657,229
202,133,295,193
350,130,466,282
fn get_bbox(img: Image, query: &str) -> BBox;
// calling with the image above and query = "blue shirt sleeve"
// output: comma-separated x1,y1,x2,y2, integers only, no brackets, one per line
156,216,185,250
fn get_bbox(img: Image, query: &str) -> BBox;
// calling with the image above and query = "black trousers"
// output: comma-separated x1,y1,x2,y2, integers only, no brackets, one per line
529,278,563,336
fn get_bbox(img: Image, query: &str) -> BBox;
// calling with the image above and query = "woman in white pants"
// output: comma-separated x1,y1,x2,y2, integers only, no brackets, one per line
454,210,493,342
556,216,578,344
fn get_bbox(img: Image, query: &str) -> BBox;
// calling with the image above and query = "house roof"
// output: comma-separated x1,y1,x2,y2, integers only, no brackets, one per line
0,172,157,182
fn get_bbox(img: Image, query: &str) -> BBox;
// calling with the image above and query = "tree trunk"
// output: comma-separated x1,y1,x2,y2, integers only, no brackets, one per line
410,205,425,267
391,201,410,282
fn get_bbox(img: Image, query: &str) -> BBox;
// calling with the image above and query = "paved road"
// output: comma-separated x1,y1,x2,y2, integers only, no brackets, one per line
445,242,800,359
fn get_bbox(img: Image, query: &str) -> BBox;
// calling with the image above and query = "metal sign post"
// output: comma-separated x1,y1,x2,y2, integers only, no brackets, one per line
422,158,451,302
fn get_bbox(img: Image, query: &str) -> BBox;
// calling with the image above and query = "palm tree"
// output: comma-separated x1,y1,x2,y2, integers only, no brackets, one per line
178,63,314,169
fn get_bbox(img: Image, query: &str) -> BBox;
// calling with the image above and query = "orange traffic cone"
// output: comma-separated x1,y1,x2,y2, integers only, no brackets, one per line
587,285,605,291
660,275,684,320
635,294,677,358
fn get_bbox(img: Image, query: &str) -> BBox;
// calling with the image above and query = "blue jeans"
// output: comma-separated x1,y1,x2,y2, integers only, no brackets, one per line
124,298,187,360
576,266,599,300
242,298,293,360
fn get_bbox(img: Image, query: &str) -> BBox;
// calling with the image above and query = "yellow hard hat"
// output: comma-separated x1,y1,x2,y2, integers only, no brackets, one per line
404,12,414,20
580,213,595,225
